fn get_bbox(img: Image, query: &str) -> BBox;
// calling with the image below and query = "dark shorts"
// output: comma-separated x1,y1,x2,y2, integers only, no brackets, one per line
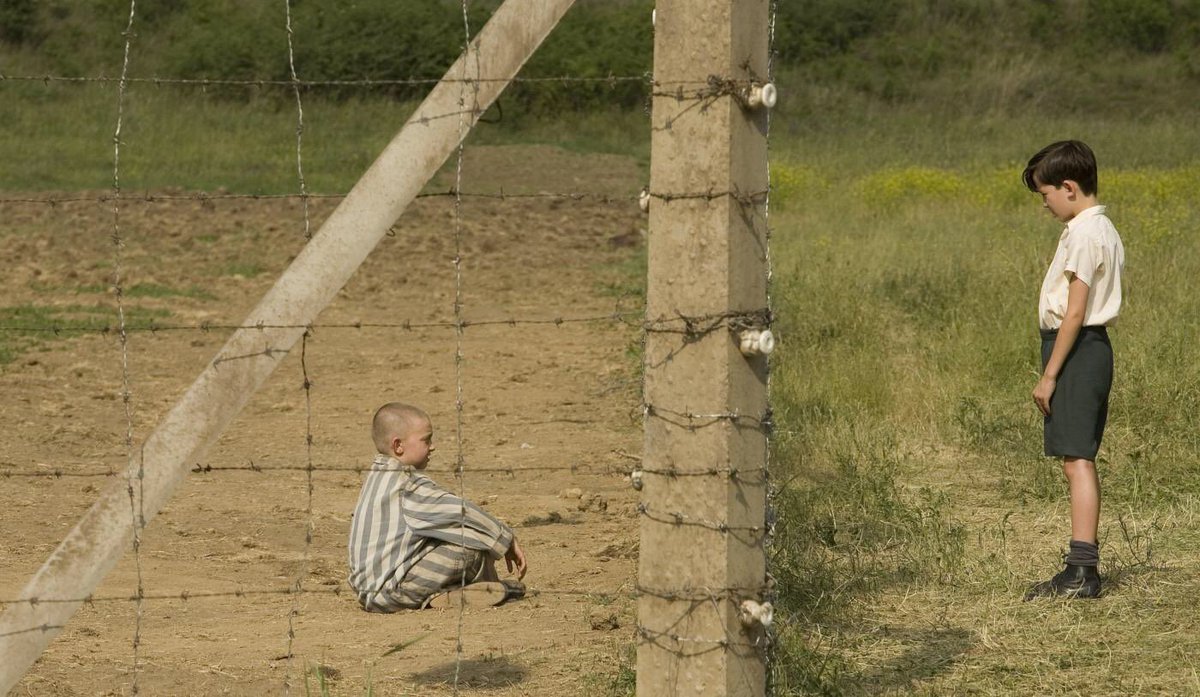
1041,326,1113,460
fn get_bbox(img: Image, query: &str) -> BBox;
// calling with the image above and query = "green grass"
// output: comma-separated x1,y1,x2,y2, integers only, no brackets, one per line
581,642,636,697
768,111,1200,694
0,83,419,193
303,662,373,697
0,304,170,365
594,245,647,299
0,83,649,194
124,282,216,300
467,105,651,172
217,261,267,279
29,282,217,300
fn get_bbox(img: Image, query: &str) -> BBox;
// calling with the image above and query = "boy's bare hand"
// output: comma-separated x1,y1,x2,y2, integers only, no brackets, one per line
1033,376,1056,416
505,538,527,580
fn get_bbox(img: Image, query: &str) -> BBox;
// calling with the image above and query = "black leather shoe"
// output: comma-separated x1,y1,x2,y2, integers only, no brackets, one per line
1024,563,1101,600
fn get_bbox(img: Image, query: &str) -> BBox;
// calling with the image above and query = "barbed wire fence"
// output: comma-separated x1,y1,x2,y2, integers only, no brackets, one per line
108,1,146,691
0,0,778,694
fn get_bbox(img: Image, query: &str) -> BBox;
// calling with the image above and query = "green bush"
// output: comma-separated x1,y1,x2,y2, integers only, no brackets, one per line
5,0,1199,118
288,1,492,100
510,0,652,111
772,0,897,63
1087,0,1174,53
0,0,652,112
0,0,38,43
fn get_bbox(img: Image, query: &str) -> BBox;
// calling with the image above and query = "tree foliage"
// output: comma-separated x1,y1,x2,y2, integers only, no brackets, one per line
2,0,1197,112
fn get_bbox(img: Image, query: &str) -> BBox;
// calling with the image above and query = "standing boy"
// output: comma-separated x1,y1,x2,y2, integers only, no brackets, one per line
348,402,527,611
1022,140,1125,600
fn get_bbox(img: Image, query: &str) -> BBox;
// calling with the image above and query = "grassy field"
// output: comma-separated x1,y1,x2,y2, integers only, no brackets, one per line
0,82,649,193
768,109,1200,695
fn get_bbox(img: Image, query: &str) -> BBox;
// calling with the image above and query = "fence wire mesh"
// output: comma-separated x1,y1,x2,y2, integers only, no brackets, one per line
0,1,776,694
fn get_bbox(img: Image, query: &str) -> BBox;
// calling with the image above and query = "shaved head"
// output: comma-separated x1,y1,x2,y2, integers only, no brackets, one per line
372,402,430,454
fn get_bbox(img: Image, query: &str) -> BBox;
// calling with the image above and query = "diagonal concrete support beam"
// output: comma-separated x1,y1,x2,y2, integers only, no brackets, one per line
0,0,576,690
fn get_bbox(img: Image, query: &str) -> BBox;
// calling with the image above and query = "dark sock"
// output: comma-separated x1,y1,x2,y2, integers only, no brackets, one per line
1066,539,1100,567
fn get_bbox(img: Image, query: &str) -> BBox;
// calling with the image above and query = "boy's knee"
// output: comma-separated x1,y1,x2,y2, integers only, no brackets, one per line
1061,457,1096,477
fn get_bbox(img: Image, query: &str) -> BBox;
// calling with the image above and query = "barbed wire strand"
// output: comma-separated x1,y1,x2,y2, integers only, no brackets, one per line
0,190,634,206
282,328,318,692
108,1,146,692
281,3,313,690
0,582,771,613
0,72,745,90
0,311,640,336
0,186,762,207
0,307,768,348
0,625,66,641
302,332,319,679
283,0,312,243
0,614,758,665
452,0,476,692
0,621,751,669
0,456,783,482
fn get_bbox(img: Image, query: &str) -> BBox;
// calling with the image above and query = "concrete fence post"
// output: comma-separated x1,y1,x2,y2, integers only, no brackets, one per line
638,0,772,694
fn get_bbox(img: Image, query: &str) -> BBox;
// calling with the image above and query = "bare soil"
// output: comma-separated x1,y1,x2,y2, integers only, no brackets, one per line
0,145,647,695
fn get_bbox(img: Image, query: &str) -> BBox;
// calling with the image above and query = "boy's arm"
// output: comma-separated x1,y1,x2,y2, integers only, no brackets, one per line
402,476,514,559
1033,275,1089,416
504,537,528,579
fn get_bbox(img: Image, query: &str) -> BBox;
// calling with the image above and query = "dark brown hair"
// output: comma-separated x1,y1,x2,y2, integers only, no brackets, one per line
1022,140,1098,195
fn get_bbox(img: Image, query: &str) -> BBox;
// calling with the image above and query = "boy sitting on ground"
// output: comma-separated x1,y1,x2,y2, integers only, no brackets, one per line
348,402,527,611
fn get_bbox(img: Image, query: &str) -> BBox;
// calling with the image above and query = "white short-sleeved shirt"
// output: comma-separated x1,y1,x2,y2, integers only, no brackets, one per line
1038,205,1125,331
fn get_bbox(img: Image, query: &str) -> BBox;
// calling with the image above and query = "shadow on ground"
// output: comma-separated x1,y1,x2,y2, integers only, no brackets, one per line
855,626,973,693
409,656,528,690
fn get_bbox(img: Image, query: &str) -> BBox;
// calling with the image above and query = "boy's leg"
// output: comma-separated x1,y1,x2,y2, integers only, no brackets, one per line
1063,457,1100,543
475,551,526,600
1025,457,1102,600
428,547,525,605
414,545,518,608
391,544,495,608
477,557,500,582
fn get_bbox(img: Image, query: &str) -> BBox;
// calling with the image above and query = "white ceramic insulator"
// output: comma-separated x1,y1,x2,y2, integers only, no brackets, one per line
756,328,775,354
739,600,774,629
630,469,644,491
747,82,777,109
651,9,656,27
638,187,651,213
739,329,775,357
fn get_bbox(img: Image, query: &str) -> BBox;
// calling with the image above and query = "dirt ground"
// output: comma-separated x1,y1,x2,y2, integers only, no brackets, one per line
0,145,648,695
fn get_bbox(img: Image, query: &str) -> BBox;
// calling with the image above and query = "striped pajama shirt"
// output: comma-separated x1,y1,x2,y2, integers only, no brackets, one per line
348,455,514,611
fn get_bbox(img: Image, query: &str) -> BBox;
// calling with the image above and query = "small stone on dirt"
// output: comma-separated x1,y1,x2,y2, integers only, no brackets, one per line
521,511,564,526
589,608,620,631
578,493,608,513
592,540,638,559
559,488,583,499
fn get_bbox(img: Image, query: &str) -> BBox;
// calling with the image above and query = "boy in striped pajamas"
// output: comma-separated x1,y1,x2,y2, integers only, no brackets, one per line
348,402,528,611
